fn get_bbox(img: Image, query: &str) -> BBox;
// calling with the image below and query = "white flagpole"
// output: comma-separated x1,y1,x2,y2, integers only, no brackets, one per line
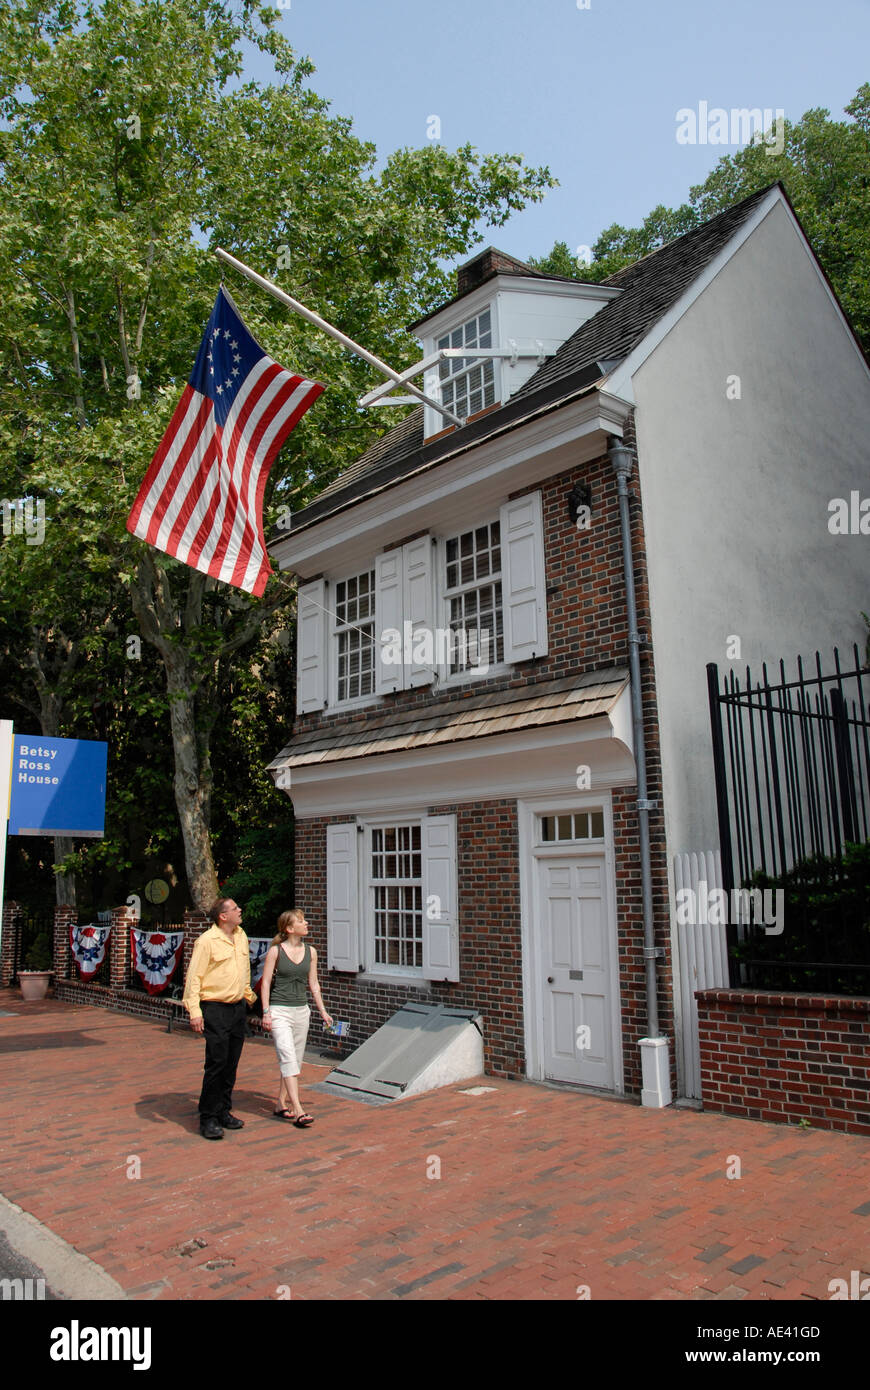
214,247,463,427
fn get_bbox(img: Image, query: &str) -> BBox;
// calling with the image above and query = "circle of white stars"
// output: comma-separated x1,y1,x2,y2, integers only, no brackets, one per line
207,325,241,397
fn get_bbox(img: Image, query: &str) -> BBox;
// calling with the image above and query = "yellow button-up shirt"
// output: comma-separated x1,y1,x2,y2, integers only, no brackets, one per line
182,924,257,1021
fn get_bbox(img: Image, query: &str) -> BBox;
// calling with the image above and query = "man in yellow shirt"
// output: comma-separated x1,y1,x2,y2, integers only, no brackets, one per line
183,898,257,1140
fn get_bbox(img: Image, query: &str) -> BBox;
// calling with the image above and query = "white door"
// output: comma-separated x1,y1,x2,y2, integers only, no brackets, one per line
537,854,614,1089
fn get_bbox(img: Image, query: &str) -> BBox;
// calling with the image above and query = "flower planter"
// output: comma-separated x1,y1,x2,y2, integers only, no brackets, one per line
19,971,53,1001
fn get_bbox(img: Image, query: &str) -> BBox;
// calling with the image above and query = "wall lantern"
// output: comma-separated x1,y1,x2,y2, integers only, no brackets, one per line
567,482,592,526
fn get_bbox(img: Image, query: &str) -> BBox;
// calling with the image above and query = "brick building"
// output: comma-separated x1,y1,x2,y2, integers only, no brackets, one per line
267,182,870,1106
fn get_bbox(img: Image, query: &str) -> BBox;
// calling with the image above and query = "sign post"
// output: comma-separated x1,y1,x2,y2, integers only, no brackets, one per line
0,721,14,957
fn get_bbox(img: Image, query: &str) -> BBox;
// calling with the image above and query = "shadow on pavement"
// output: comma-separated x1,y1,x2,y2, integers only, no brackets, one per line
135,1087,281,1132
0,1031,105,1054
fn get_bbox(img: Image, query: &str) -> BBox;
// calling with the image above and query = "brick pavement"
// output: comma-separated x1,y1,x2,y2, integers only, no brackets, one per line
0,996,868,1301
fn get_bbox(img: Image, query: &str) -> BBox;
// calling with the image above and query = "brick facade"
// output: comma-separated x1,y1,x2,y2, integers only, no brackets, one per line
289,414,675,1096
296,801,526,1077
1,900,20,987
696,988,870,1136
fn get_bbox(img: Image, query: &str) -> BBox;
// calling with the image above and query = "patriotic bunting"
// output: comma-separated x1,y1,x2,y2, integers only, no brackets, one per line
130,927,185,996
248,938,272,993
70,923,111,981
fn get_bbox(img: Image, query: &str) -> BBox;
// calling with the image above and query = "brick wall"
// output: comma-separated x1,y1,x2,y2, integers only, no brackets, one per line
696,988,870,1136
53,907,216,1028
293,443,643,738
289,414,674,1095
295,801,525,1077
296,790,672,1093
1,901,20,986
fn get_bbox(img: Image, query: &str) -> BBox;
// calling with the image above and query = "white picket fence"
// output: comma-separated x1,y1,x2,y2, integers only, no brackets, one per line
673,850,730,1100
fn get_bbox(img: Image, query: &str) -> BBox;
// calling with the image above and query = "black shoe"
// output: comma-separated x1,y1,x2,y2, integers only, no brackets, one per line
219,1112,244,1129
200,1117,223,1140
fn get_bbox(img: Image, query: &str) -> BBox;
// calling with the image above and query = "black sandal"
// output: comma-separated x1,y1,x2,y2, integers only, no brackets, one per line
293,1113,314,1127
272,1108,294,1122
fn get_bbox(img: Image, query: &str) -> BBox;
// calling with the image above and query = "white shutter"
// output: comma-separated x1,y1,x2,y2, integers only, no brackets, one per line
375,549,404,695
403,536,435,688
326,822,359,972
500,491,548,663
422,814,458,981
297,579,327,713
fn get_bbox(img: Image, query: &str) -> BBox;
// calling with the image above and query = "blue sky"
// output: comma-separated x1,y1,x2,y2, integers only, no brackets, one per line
241,0,868,266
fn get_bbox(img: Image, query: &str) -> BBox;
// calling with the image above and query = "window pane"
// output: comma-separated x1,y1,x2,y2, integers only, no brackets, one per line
590,811,605,838
372,824,423,970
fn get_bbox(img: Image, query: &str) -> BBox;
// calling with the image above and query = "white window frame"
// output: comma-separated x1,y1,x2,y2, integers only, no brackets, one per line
436,306,498,423
365,819,426,980
330,566,380,712
422,297,502,438
536,808,607,845
340,812,459,984
437,520,510,687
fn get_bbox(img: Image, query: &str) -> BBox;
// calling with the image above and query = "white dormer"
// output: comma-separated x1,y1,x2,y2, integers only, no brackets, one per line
410,248,621,439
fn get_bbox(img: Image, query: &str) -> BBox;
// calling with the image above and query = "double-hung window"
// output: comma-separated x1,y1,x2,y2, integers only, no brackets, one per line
326,816,459,981
334,570,375,704
294,490,548,713
371,824,423,970
437,308,496,422
444,520,505,674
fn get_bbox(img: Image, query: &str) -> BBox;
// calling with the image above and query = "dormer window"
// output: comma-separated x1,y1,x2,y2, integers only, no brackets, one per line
437,308,497,422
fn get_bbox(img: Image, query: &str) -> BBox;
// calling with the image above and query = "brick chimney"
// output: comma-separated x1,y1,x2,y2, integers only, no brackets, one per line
456,247,539,296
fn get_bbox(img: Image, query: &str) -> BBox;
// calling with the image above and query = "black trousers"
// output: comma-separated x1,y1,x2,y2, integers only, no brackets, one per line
199,1000,247,1120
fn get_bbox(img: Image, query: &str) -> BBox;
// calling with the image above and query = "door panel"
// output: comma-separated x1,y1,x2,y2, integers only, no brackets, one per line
538,854,613,1089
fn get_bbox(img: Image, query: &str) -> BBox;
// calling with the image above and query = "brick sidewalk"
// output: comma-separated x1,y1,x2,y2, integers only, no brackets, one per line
0,996,867,1301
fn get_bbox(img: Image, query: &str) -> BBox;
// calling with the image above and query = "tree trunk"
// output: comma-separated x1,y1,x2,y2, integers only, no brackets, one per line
164,648,219,910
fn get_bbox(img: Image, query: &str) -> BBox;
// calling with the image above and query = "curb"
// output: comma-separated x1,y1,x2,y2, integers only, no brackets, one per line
0,1193,127,1301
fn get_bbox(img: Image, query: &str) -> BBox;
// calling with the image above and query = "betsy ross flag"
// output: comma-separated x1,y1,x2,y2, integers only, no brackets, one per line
127,287,323,596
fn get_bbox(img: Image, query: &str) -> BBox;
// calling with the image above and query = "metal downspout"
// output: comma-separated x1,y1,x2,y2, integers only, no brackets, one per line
608,436,660,1038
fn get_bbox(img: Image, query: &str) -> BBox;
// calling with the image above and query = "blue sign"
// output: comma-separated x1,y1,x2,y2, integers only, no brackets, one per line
8,736,107,837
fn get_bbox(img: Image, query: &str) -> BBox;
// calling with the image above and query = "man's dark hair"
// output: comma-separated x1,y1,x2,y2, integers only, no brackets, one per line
208,898,235,925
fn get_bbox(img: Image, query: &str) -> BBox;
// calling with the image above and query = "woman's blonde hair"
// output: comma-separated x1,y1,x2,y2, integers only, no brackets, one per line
272,908,305,947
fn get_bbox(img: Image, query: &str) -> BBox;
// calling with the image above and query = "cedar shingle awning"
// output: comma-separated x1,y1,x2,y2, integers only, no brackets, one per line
268,668,629,774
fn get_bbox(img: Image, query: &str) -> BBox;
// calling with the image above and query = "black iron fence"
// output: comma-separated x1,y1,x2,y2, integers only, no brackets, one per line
708,645,870,993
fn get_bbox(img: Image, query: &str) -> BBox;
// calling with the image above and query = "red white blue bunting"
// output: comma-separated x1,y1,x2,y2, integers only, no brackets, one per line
70,923,111,981
248,938,272,993
130,928,185,996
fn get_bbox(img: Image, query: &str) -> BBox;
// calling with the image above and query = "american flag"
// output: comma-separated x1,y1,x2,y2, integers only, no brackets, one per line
127,287,323,596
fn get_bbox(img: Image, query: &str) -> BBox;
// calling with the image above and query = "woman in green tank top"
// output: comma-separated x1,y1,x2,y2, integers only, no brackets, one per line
261,909,332,1126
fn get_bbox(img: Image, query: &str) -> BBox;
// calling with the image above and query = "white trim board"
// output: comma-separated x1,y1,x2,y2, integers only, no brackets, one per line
517,791,624,1093
282,698,636,818
272,393,631,578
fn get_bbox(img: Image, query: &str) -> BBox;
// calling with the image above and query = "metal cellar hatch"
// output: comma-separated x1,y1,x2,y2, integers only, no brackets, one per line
316,1003,484,1105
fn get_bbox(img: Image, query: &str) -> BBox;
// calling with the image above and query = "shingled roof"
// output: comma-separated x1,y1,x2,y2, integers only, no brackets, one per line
281,183,779,536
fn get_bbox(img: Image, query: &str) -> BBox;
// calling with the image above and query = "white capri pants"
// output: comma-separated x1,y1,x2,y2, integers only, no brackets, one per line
270,1004,311,1077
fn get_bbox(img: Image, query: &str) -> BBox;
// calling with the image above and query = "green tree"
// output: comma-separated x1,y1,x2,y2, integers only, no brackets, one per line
0,0,555,907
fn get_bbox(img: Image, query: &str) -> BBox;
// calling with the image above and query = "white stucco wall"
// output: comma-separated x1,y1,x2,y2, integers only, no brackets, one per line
632,197,870,859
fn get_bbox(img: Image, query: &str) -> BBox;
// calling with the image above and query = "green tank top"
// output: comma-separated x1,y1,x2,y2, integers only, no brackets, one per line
270,941,310,1007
